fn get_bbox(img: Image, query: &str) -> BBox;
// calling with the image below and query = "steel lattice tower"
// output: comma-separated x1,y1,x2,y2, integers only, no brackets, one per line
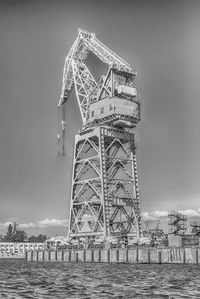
58,29,142,246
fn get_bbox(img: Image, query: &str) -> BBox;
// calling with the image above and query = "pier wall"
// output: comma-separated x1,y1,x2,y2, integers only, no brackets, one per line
26,247,200,264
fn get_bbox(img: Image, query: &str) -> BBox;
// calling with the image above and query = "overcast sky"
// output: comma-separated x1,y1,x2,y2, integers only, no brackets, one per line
0,0,200,236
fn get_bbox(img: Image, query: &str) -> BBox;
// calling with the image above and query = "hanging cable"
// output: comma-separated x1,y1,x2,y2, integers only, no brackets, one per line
57,103,66,157
57,105,61,157
61,103,66,156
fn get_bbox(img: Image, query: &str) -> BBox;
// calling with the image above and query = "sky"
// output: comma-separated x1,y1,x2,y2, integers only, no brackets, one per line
0,0,200,236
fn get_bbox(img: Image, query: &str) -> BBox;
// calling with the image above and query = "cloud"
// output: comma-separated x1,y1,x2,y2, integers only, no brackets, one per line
1,209,200,232
142,210,168,221
142,209,200,221
152,210,168,217
19,223,37,229
0,219,69,230
37,218,68,228
0,222,13,229
178,209,200,217
141,212,155,221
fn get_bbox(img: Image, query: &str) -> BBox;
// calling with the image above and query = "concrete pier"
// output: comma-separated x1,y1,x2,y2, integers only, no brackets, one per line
26,247,200,264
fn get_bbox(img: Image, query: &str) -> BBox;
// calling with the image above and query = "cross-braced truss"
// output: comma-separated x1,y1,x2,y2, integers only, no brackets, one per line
72,60,97,123
68,126,141,242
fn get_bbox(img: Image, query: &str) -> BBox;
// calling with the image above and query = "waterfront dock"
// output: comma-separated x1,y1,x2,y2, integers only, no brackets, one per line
26,247,200,264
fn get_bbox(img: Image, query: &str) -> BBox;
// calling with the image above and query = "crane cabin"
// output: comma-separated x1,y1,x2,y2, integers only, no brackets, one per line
86,68,140,128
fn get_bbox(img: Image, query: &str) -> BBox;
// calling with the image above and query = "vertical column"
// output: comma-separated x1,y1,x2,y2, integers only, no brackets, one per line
131,135,141,237
68,133,77,238
100,127,110,237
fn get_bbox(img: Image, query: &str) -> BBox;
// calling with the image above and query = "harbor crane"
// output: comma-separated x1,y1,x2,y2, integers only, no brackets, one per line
58,29,142,247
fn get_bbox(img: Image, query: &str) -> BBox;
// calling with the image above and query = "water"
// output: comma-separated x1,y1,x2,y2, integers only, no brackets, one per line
0,260,200,298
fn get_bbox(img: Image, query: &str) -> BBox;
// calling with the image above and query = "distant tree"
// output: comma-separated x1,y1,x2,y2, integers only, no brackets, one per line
8,224,13,236
36,234,48,242
28,234,48,243
3,224,13,242
28,235,38,243
12,230,27,242
3,224,48,243
3,223,27,242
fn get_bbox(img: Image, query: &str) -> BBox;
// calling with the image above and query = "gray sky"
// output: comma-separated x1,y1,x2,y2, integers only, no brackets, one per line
0,0,200,235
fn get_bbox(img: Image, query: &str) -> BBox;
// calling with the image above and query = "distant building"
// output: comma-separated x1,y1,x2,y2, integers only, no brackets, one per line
0,242,47,256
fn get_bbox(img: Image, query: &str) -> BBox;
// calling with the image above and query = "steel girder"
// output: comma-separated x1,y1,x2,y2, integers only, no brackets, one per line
71,60,97,124
68,126,141,242
59,29,135,107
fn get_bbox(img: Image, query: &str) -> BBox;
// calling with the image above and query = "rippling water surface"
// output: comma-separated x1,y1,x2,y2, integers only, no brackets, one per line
0,259,200,298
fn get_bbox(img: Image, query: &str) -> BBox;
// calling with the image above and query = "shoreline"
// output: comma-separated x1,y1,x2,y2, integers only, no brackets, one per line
26,247,200,264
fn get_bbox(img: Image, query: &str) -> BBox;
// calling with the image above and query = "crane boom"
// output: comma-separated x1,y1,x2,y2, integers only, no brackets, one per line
58,28,135,107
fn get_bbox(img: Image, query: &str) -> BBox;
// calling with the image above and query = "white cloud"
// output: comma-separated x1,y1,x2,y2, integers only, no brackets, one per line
178,209,200,217
1,209,200,232
152,210,168,217
19,223,37,229
141,212,155,221
0,219,69,231
142,210,168,220
37,218,68,228
0,222,13,229
142,209,200,221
